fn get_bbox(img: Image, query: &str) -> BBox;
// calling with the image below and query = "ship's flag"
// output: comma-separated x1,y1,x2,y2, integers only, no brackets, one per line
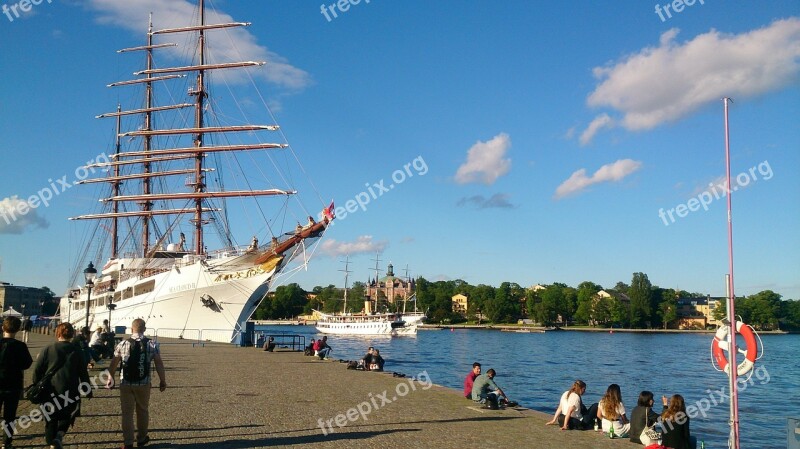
324,201,335,220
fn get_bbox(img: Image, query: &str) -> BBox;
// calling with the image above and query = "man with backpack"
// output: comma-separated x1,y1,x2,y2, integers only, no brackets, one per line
106,319,167,449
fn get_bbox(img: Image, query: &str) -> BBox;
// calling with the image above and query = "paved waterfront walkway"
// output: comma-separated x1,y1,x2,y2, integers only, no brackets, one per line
13,332,638,448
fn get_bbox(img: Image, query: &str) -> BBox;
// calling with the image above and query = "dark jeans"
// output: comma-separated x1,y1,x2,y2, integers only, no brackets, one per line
557,402,599,430
44,404,77,445
0,389,21,444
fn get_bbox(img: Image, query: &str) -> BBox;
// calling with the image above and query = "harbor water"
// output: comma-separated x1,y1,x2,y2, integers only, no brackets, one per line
256,325,798,448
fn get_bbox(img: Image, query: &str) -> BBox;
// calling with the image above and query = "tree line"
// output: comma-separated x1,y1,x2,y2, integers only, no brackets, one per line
251,275,800,331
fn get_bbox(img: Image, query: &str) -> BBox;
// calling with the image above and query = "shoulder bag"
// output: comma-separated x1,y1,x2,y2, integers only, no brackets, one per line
24,351,70,404
639,407,661,445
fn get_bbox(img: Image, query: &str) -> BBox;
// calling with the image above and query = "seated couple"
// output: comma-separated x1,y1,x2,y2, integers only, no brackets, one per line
545,380,600,430
358,347,385,371
312,336,331,359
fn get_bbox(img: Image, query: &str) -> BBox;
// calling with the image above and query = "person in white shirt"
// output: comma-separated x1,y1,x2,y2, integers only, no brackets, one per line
597,383,631,437
545,380,599,430
89,326,105,359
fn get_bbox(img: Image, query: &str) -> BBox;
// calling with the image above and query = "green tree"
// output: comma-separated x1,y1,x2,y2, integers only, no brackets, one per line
575,281,601,325
628,272,653,328
659,296,678,329
525,288,541,321
270,283,307,318
534,284,563,326
746,290,782,330
468,284,495,319
486,282,521,323
609,297,630,328
782,299,800,330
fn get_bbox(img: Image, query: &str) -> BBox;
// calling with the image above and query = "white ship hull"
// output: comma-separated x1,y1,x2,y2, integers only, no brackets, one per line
315,311,417,336
61,253,282,343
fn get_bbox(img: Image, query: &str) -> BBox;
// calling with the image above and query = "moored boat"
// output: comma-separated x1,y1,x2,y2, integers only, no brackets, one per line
61,0,333,343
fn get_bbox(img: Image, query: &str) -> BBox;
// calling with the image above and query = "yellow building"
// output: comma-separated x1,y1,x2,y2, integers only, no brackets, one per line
452,293,468,317
676,296,722,329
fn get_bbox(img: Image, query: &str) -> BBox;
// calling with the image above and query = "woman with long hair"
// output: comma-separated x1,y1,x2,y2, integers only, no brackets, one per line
629,390,662,444
545,380,599,430
596,383,630,437
32,322,92,449
661,394,692,449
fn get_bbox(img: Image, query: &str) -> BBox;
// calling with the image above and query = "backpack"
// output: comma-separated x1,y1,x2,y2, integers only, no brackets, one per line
122,338,150,382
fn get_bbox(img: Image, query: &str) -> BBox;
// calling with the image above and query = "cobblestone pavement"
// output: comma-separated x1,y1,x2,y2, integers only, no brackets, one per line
12,332,637,448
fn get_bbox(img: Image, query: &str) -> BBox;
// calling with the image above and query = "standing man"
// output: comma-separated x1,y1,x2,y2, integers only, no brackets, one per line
0,317,33,448
106,319,167,449
463,362,481,398
21,316,33,343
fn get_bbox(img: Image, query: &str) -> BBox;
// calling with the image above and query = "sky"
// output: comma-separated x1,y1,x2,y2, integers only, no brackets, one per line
1,0,798,300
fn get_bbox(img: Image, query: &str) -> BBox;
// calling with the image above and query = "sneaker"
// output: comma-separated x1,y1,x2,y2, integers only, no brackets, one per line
137,436,150,447
121,445,134,449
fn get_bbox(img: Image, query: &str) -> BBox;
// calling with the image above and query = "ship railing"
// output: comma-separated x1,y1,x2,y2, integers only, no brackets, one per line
207,246,250,259
253,331,306,352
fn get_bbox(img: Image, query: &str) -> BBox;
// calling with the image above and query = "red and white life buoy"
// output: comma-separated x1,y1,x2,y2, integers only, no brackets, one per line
712,321,758,376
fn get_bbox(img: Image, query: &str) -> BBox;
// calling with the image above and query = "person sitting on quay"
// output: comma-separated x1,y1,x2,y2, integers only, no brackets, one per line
313,336,331,360
262,336,276,352
367,349,385,371
359,346,374,370
471,368,508,409
89,326,107,359
629,390,662,444
597,383,630,437
305,338,316,356
546,380,599,430
660,394,694,449
463,362,481,399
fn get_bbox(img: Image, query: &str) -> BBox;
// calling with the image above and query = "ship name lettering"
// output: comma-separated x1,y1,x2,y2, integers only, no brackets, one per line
169,283,196,293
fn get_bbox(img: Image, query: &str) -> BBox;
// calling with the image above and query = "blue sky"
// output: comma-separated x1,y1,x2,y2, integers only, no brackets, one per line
1,0,798,299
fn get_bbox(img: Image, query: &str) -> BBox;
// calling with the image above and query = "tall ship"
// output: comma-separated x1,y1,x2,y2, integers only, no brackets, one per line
61,1,333,343
315,257,417,336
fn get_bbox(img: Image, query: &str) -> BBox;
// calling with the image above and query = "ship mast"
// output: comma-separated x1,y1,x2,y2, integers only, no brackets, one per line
191,0,208,255
371,252,383,312
142,15,155,255
111,104,121,259
72,1,335,268
339,255,351,314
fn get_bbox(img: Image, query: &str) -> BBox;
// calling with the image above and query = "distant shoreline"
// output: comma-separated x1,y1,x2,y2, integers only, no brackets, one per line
250,320,795,334
418,324,794,334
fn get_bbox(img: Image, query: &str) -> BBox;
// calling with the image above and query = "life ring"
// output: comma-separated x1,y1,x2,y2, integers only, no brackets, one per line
712,321,758,376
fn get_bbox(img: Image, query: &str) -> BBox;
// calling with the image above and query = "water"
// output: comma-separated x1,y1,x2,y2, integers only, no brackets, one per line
256,325,798,449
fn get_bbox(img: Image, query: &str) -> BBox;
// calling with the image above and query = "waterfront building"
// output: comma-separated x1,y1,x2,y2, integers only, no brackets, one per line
0,282,51,316
452,293,468,317
366,263,414,305
676,296,723,329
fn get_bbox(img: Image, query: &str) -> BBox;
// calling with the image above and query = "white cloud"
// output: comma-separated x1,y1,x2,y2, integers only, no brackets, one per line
554,159,642,199
0,197,49,234
579,113,615,146
586,18,800,134
320,236,388,258
85,0,311,89
455,133,512,185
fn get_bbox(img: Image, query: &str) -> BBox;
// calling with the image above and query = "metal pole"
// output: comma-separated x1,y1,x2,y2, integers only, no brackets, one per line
84,285,93,330
723,98,740,449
